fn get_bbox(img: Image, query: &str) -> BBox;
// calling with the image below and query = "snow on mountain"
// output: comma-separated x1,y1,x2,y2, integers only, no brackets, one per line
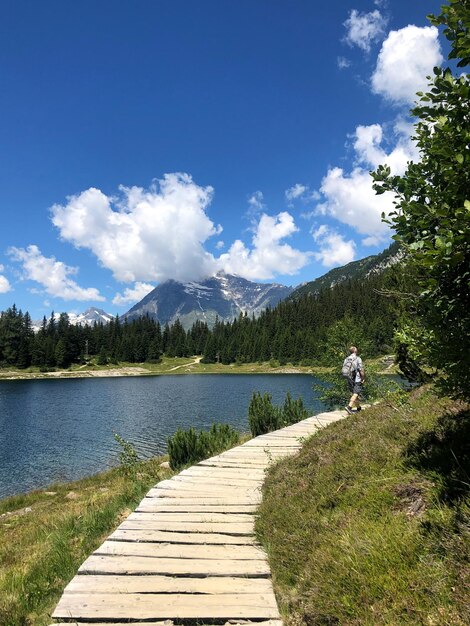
68,308,115,325
122,272,294,329
32,308,114,332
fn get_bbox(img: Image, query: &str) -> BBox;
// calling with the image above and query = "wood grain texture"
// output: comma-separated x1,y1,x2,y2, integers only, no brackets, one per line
51,409,346,624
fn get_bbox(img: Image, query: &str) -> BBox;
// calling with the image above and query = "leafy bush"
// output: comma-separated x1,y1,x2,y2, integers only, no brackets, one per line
248,391,309,436
114,433,140,475
282,391,309,426
248,392,281,436
167,423,239,470
313,364,403,410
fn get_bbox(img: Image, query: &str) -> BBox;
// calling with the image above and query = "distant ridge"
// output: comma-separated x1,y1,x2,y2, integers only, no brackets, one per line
121,272,294,329
290,242,403,300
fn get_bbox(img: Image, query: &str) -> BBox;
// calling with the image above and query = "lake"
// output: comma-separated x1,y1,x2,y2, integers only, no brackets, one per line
0,374,325,499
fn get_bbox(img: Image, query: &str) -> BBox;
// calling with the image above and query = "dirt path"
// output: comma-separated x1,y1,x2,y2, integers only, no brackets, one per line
167,356,203,371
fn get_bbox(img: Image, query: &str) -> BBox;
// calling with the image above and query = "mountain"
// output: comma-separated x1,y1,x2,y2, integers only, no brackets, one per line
290,242,403,300
68,308,115,326
122,273,294,329
32,307,115,332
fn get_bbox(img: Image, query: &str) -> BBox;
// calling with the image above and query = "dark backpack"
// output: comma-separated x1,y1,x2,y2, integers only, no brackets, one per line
341,354,358,379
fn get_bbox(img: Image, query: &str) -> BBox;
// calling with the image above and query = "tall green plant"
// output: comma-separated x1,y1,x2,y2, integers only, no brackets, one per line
167,423,239,470
313,363,402,411
248,391,309,436
372,0,470,401
248,392,281,436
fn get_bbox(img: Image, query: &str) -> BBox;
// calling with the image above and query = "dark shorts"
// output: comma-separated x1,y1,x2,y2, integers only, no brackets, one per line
348,379,363,395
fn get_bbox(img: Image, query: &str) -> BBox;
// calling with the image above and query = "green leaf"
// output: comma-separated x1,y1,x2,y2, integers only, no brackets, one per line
456,154,464,164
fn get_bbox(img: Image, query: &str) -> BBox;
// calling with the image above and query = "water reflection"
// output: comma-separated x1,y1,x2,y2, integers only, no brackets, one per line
0,374,324,498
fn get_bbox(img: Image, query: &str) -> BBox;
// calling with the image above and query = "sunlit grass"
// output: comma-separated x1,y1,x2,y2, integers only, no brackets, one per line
257,387,470,625
0,457,173,626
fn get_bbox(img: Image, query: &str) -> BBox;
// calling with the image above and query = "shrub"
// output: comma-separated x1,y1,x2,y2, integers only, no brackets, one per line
282,391,309,426
248,392,281,436
313,364,404,410
114,433,140,475
248,391,309,436
167,423,239,470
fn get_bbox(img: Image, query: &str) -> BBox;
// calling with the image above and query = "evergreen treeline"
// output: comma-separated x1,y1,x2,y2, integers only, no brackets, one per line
201,265,410,365
0,309,210,369
0,264,410,370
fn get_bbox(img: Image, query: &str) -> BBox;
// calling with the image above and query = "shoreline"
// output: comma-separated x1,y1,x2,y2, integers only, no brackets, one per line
0,362,325,382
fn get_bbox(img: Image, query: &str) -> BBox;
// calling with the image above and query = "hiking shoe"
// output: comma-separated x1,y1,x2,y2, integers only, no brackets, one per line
345,406,354,414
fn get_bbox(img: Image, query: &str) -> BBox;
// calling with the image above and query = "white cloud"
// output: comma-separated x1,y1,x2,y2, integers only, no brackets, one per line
0,265,12,293
285,184,307,203
344,9,387,53
337,56,351,69
316,121,417,242
112,282,154,306
219,212,311,280
362,235,382,246
247,191,265,211
51,173,220,284
371,25,443,105
8,245,105,301
312,225,356,267
353,120,419,171
215,240,225,250
285,184,320,207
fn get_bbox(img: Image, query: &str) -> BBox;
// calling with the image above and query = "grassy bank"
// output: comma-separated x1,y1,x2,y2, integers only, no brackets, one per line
0,457,173,626
257,387,470,625
0,355,396,380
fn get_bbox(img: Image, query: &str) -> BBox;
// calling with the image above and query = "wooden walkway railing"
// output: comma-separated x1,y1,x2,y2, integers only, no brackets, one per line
51,409,345,625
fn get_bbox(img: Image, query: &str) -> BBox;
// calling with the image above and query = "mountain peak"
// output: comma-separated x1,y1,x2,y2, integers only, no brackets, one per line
122,273,293,329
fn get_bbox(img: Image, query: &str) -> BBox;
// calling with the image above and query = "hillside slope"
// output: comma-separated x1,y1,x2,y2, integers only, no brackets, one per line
291,241,402,299
257,388,470,624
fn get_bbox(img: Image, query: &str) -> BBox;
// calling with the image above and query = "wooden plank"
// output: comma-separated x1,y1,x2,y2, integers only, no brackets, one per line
145,491,261,504
63,574,273,594
137,503,258,513
197,458,267,470
95,541,266,560
53,592,280,620
147,485,261,498
171,476,262,487
182,467,265,477
50,413,350,624
246,434,306,441
240,442,301,449
53,622,283,626
143,494,259,503
138,495,255,510
118,520,254,534
78,555,270,576
172,473,262,483
109,529,257,544
127,512,255,523
150,480,261,492
147,489,261,501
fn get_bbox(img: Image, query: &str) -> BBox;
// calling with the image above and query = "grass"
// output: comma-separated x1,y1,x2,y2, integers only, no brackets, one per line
256,387,470,625
0,457,173,626
0,354,397,380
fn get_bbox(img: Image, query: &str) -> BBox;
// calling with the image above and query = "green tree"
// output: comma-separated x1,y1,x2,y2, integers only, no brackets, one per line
372,0,470,400
97,345,108,365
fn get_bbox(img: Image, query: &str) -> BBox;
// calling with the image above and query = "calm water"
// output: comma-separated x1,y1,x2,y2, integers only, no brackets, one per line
0,374,325,499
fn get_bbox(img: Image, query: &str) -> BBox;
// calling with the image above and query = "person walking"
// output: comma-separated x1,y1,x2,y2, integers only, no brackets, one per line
342,345,365,414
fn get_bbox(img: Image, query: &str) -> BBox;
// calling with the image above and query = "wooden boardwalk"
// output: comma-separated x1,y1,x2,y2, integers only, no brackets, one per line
52,410,345,625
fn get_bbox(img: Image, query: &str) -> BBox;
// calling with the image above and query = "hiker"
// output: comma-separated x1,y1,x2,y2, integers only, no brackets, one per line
342,345,365,414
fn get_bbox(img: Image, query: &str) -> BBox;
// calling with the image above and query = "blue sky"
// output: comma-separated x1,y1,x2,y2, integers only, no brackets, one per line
0,0,447,319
